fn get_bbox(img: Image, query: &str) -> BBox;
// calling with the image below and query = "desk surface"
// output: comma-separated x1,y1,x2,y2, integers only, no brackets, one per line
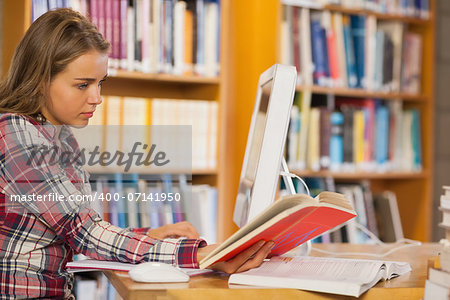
104,243,441,300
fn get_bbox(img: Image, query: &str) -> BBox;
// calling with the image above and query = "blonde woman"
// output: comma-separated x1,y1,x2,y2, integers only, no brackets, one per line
0,8,273,299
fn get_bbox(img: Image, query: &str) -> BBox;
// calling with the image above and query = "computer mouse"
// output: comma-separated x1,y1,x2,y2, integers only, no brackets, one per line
128,262,190,283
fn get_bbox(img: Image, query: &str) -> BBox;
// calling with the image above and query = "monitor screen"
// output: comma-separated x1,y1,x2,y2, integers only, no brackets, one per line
233,64,297,227
244,79,272,183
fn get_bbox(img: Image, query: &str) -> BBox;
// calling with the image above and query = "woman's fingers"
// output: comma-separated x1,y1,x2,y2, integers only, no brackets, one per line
210,240,274,274
147,221,200,239
235,241,274,273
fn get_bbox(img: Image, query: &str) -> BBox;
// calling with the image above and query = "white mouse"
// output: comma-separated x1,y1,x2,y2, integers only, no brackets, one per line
128,262,190,283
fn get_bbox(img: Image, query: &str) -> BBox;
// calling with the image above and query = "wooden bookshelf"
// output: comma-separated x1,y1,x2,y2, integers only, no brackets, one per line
84,166,218,176
281,1,432,24
296,85,428,102
321,4,432,24
108,69,221,85
0,0,234,242
291,170,430,180
229,0,435,242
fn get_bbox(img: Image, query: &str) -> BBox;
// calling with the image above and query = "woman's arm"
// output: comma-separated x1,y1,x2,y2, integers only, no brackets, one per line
0,115,204,267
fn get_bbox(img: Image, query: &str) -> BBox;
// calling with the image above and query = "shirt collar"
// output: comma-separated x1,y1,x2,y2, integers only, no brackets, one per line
40,121,73,143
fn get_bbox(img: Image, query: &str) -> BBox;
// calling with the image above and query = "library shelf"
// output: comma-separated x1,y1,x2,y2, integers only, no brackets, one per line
281,1,431,24
108,69,220,85
296,85,428,102
291,170,430,180
322,4,431,24
84,166,218,176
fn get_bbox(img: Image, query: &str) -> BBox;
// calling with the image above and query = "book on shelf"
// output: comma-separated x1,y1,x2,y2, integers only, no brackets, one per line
336,184,368,243
31,0,221,77
373,191,404,243
74,273,108,300
199,191,357,269
228,256,411,297
280,5,424,94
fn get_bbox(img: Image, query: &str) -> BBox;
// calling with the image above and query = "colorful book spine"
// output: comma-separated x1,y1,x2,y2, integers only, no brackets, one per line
329,111,344,172
350,15,366,88
375,104,389,167
310,13,329,86
411,109,422,170
342,16,358,88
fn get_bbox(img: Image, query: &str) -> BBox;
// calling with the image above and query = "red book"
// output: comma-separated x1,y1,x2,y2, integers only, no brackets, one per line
199,192,356,269
326,21,339,84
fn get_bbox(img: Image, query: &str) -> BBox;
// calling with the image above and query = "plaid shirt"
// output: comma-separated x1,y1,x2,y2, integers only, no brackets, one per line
0,113,205,299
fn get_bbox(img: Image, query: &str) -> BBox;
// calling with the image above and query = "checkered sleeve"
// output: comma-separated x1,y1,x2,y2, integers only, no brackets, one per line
0,115,205,268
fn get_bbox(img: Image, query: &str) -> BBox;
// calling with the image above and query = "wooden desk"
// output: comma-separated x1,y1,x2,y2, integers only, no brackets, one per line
104,243,441,300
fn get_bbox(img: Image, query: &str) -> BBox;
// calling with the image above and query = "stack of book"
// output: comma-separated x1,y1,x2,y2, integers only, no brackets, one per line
423,186,450,299
439,186,450,241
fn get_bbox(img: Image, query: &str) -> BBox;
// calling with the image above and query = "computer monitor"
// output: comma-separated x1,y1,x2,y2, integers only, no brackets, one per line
233,64,297,227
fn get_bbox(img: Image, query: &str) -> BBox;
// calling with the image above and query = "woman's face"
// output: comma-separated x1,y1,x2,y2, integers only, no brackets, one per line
42,50,108,126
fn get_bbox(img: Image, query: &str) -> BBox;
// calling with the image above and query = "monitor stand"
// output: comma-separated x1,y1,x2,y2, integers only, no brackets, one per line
280,158,312,256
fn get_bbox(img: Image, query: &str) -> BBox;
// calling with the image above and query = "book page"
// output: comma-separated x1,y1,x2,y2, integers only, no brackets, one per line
239,256,386,284
316,192,354,211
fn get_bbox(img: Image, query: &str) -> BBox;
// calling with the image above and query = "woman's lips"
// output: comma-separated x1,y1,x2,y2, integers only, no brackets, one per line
81,112,94,118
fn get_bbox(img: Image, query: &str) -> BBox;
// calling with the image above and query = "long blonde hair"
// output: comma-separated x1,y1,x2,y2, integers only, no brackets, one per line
0,8,110,121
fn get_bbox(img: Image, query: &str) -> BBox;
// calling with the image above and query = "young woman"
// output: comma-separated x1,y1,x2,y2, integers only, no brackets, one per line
0,8,273,299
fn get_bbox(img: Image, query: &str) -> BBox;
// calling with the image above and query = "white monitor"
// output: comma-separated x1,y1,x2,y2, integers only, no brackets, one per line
233,64,297,227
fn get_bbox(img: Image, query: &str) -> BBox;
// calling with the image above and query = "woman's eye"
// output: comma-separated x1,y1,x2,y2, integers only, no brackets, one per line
78,83,88,90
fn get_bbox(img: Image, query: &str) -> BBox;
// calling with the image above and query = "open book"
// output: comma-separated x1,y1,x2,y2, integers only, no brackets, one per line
199,191,356,269
229,256,411,297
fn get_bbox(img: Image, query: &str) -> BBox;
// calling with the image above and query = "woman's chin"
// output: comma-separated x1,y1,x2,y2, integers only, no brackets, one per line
70,120,89,128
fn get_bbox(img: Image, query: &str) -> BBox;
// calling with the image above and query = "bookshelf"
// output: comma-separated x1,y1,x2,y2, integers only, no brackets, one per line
0,0,235,242
228,0,435,242
0,0,436,243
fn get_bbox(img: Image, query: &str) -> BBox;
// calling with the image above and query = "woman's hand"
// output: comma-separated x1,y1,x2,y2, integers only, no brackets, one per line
147,221,200,239
197,240,274,274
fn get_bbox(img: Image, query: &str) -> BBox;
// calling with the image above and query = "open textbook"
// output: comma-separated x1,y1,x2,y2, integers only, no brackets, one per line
229,256,411,297
199,191,356,269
